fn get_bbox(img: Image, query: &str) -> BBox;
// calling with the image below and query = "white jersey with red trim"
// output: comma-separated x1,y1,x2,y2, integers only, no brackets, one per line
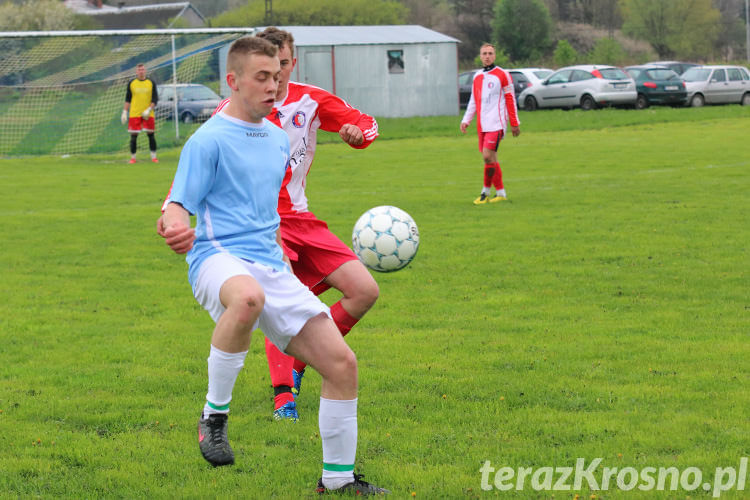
461,66,520,133
213,81,378,216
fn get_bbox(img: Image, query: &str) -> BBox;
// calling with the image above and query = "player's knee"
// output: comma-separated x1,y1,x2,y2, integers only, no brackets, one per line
357,278,379,310
334,347,357,380
230,289,265,325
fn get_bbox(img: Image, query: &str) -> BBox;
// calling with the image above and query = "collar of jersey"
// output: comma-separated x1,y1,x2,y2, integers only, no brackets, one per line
483,64,496,71
216,110,267,128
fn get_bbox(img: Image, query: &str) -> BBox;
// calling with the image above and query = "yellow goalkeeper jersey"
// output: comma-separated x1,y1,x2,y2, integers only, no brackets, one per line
125,78,158,118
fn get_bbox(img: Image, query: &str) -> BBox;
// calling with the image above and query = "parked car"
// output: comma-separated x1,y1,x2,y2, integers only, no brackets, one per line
519,65,637,111
508,67,554,100
681,65,750,107
647,61,699,76
156,83,223,123
625,65,687,109
458,69,479,108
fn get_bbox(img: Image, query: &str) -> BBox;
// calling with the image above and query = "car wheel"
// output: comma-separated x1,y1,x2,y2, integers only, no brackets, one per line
690,94,705,107
635,94,649,110
181,112,195,124
580,95,596,111
741,93,750,106
524,95,538,111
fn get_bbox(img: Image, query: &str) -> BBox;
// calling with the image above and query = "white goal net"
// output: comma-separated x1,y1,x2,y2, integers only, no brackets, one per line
0,28,255,157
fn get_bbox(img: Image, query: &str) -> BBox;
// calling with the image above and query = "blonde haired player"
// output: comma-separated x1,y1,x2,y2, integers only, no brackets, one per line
121,63,158,164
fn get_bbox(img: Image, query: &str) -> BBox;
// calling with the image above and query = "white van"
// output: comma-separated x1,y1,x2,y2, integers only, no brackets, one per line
681,65,750,107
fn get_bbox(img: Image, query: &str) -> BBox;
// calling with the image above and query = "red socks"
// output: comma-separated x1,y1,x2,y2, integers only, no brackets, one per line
484,162,503,189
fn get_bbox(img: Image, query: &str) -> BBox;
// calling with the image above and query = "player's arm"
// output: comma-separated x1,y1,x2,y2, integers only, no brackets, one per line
316,90,378,149
122,81,132,123
460,81,477,134
501,72,521,137
161,202,195,254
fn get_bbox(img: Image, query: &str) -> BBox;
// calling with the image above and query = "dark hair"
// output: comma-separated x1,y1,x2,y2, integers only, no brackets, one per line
227,36,278,74
257,26,295,59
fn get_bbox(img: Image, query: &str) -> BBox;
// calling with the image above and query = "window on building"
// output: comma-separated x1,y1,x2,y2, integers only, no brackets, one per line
388,50,404,74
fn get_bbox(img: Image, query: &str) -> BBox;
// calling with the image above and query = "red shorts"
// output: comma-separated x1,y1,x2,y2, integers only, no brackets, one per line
280,211,358,296
478,130,504,152
128,116,155,133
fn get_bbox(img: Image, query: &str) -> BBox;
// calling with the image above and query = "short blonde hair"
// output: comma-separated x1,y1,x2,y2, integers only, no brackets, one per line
227,36,278,75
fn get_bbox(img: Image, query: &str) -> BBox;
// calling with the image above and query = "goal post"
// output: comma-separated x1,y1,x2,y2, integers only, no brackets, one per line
0,28,256,157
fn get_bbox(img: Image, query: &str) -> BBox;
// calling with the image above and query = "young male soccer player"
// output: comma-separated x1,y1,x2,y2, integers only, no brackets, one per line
160,36,388,495
460,43,520,204
122,63,159,164
162,27,380,421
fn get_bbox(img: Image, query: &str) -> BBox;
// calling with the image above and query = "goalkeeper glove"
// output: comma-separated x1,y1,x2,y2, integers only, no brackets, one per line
141,106,153,119
121,109,128,124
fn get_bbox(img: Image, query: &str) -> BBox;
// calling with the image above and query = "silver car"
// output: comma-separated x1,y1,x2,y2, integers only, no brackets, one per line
681,65,750,107
519,65,637,111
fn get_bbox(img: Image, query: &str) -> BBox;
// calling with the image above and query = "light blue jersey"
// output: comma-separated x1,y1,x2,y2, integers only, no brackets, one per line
168,112,290,289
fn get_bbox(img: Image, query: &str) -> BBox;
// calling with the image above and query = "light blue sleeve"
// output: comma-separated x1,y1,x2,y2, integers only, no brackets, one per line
169,136,217,215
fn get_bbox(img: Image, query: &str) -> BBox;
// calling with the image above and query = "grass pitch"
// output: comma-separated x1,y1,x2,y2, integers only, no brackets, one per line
0,107,748,498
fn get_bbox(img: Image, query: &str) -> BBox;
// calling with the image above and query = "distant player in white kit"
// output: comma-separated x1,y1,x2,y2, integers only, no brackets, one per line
159,35,388,495
460,43,521,204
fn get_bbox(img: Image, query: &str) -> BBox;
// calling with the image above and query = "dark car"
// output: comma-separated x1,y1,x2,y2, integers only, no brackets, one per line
458,69,478,108
155,83,223,123
647,61,699,76
625,65,687,109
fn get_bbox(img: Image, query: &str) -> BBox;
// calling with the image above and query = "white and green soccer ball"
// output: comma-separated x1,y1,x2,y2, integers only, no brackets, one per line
352,205,420,272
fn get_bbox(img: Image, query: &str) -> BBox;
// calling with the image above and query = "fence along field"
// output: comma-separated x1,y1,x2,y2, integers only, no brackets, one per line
0,29,253,157
0,107,748,497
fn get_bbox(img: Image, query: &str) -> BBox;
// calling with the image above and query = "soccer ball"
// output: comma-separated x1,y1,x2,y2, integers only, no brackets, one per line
352,206,419,272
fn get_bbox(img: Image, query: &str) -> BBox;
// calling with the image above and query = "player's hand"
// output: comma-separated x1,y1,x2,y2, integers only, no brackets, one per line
511,125,520,137
141,106,152,119
460,122,468,134
121,110,128,125
161,220,195,254
339,124,364,146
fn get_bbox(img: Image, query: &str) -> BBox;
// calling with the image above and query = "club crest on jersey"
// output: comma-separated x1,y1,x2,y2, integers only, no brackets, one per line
291,111,306,128
487,82,495,89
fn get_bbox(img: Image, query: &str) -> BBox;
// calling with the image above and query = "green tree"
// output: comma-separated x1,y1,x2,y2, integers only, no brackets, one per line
211,0,408,26
553,39,579,66
587,37,626,65
621,0,721,60
492,0,552,62
0,0,78,30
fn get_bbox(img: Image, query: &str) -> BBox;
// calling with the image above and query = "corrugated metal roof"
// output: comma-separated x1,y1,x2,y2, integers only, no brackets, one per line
268,25,459,46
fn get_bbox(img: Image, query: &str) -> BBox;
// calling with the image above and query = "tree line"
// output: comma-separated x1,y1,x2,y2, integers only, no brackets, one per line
2,0,747,66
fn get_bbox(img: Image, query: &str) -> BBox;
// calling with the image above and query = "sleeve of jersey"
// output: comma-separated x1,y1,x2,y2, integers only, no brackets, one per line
315,91,378,149
461,76,478,125
151,80,158,105
167,138,216,216
125,81,132,103
501,72,520,127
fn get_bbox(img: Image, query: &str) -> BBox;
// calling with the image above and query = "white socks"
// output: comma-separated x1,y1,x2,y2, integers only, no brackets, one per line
203,345,247,417
497,188,506,197
481,186,491,195
320,397,358,489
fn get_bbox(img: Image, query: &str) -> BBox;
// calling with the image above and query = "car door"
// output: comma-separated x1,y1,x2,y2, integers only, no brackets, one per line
706,69,728,103
726,68,745,103
537,69,573,108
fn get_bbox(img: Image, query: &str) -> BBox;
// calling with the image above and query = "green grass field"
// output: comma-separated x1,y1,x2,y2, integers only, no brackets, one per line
1,106,748,498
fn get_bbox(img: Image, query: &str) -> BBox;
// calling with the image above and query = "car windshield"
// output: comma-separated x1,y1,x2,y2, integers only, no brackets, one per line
682,68,711,82
626,68,643,79
533,70,552,79
598,68,629,80
646,69,679,80
184,86,220,100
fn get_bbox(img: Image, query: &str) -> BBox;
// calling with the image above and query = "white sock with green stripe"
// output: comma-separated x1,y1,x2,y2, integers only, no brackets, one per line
203,345,247,417
320,397,357,489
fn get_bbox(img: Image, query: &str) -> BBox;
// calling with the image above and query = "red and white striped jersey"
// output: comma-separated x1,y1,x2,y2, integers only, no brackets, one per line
461,66,520,133
214,81,378,215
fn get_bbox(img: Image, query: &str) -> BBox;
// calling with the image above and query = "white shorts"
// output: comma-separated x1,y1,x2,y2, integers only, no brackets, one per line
193,252,330,352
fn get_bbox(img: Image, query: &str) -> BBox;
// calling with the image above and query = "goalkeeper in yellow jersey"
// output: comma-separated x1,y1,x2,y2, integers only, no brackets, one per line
122,63,159,164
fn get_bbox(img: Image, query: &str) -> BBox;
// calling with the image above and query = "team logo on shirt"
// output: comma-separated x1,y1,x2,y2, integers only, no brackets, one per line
291,111,306,128
487,82,495,89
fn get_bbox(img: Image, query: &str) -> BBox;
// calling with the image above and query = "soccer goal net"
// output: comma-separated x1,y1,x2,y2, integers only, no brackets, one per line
0,28,255,157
